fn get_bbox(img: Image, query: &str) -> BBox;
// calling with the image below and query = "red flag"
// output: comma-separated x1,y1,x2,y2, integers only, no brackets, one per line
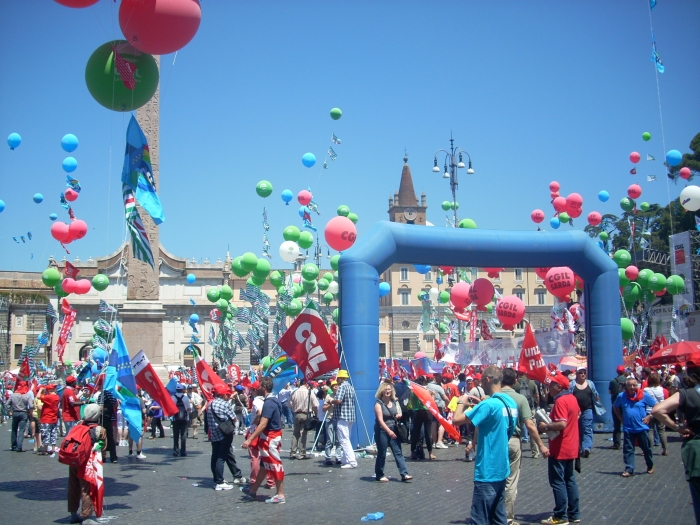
63,261,80,279
79,447,104,517
277,306,341,380
19,355,31,380
131,350,178,417
193,350,228,402
55,300,77,362
517,323,549,383
227,364,241,383
433,339,444,361
112,46,136,90
407,381,461,441
660,335,668,348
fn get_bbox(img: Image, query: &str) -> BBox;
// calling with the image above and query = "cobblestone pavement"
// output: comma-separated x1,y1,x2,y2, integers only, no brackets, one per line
0,421,695,525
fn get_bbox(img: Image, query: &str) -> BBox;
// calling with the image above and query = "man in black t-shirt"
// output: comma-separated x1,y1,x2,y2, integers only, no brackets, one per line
608,365,627,449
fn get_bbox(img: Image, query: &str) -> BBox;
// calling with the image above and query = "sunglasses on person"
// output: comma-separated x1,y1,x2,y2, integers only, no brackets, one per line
577,370,587,375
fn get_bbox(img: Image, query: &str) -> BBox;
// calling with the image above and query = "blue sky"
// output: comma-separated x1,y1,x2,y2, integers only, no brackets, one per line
1,0,699,273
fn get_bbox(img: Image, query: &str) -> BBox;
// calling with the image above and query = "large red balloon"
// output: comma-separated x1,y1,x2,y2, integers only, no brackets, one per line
74,279,92,295
450,282,472,308
553,196,567,213
630,152,641,164
496,295,526,331
545,267,575,299
531,209,545,224
483,267,504,279
65,188,79,202
587,211,602,226
51,222,71,243
61,278,77,294
565,193,583,214
680,167,692,180
298,190,312,206
324,216,357,251
625,265,639,281
549,181,560,192
119,0,202,55
54,0,99,7
627,184,642,199
468,278,494,307
69,219,88,240
534,267,551,280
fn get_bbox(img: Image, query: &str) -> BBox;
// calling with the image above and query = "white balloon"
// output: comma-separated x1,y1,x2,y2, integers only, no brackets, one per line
279,241,301,263
680,185,700,212
328,281,339,294
429,287,439,301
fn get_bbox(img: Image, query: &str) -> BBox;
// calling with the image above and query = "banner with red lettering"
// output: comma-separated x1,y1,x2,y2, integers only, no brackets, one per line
55,300,77,362
517,323,549,384
227,364,241,383
277,305,340,380
131,350,178,416
193,348,227,402
407,380,461,441
79,445,104,517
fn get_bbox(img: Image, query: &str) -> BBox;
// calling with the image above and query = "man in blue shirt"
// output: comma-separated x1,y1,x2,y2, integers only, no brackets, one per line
613,377,657,477
454,365,518,525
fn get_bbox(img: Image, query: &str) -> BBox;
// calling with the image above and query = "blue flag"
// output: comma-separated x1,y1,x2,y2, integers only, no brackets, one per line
165,377,179,395
112,324,138,395
105,324,142,442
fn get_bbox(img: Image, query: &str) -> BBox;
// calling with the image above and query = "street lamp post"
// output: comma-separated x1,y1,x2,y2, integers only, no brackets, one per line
432,133,475,344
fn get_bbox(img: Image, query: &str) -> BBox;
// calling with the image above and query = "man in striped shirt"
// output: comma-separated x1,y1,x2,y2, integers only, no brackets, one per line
330,370,357,469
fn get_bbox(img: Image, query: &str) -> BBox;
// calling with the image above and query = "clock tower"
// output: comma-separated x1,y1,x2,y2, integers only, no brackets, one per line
388,154,427,225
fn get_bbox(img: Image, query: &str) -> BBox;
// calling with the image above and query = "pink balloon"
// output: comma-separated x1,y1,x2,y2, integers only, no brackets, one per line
680,167,692,180
625,265,639,281
69,219,88,240
531,209,545,224
549,181,560,192
65,188,79,202
627,184,642,199
545,267,575,299
568,207,583,219
496,295,526,331
483,267,504,279
630,152,641,164
450,282,472,308
414,351,426,360
534,267,551,280
54,0,99,6
468,278,494,307
51,222,71,243
292,275,301,283
550,192,560,199
553,196,567,213
74,279,92,295
565,193,583,214
587,211,602,226
61,278,77,294
324,216,357,251
297,190,312,206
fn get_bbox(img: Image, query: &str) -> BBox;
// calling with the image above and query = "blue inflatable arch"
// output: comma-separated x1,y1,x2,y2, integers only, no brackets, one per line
338,221,621,446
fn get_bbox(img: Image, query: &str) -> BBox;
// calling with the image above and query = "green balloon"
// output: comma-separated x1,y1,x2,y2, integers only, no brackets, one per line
620,197,635,212
558,212,570,224
256,180,273,198
451,202,459,210
253,259,271,279
317,279,329,291
333,271,339,281
599,232,609,242
85,40,159,112
623,282,641,303
302,279,316,293
322,292,333,304
42,268,62,288
438,291,451,304
55,282,69,298
292,284,304,298
332,308,339,322
441,201,451,211
640,202,650,212
219,285,233,301
287,299,303,317
459,218,477,229
283,225,300,242
621,318,635,341
93,321,113,341
207,288,221,303
269,271,283,288
439,322,449,333
417,291,428,301
322,272,334,282
613,249,631,268
92,274,109,292
298,231,314,250
337,205,350,217
666,275,685,295
637,269,653,289
249,275,266,287
240,252,258,272
330,255,340,271
277,285,286,295
642,132,651,141
302,263,319,281
486,303,494,314
618,268,630,287
261,356,273,372
330,107,342,120
216,298,229,311
648,273,667,293
231,256,250,278
642,289,656,303
347,212,358,224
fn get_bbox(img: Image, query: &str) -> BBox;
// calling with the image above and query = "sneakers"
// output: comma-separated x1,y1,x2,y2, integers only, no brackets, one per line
541,517,569,525
241,486,257,499
128,451,133,457
136,452,147,459
434,442,448,449
265,494,286,504
325,460,333,466
582,450,590,458
215,482,233,491
340,464,357,469
233,477,248,485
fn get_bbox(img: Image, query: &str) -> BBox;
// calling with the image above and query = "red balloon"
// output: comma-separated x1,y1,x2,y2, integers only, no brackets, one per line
297,190,312,206
324,216,357,251
496,295,526,331
483,267,504,279
439,266,454,274
625,265,639,281
550,192,560,199
565,193,583,214
450,282,472,308
65,188,79,202
119,0,202,55
553,196,567,213
630,152,641,163
587,211,602,226
531,209,545,224
568,207,583,219
534,267,551,280
680,167,692,180
545,267,575,299
654,289,666,297
69,219,88,240
61,278,77,294
54,0,99,7
468,278,494,307
549,181,560,192
51,222,71,243
627,184,642,199
74,279,92,295
414,351,426,359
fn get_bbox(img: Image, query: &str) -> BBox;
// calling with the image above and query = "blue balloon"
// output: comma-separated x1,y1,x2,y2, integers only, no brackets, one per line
550,217,561,229
299,206,311,218
379,282,391,297
413,264,431,275
186,273,196,284
62,157,78,173
7,133,21,150
0,200,5,213
91,348,108,365
49,213,57,221
61,134,79,153
301,152,316,168
436,275,443,285
666,149,682,167
33,193,43,204
281,189,293,205
598,190,609,202
189,313,199,324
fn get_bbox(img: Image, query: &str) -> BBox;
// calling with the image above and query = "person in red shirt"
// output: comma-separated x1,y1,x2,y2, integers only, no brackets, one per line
538,372,580,525
62,376,84,434
38,384,61,457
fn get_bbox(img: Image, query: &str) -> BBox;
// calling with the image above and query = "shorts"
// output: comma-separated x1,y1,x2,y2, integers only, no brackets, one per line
40,423,58,445
260,429,284,481
116,411,127,430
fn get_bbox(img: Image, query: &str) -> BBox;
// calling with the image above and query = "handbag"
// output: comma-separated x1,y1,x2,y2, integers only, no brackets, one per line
396,420,409,443
304,389,319,431
211,403,235,435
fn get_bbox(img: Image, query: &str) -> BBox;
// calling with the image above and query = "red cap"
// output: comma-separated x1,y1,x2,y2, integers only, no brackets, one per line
473,373,482,380
65,376,77,385
213,384,231,396
550,372,570,390
616,365,626,375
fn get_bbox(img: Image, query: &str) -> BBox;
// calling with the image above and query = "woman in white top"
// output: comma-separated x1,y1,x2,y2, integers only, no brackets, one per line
643,372,667,455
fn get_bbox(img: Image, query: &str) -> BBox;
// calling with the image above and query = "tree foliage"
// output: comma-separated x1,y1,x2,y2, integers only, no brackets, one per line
668,132,700,181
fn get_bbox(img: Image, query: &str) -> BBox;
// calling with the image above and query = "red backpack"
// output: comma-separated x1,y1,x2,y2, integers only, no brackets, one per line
58,423,96,467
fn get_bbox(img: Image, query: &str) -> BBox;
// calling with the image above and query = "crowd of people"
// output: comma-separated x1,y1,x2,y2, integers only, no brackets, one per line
3,359,700,525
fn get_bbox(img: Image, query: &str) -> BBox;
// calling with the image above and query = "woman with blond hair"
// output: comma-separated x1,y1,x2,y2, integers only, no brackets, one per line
374,381,412,482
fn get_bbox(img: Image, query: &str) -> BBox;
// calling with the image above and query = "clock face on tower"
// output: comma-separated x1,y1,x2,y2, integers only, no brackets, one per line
404,208,417,221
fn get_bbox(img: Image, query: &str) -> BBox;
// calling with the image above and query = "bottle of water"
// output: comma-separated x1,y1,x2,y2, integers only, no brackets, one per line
467,441,476,461
361,512,385,521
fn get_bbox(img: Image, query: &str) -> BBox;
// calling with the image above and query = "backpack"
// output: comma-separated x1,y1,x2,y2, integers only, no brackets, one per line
415,442,425,459
58,423,96,467
519,378,534,408
174,394,188,421
616,377,627,396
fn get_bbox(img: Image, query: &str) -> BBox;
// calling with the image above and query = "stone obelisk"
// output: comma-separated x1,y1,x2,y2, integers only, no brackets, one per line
120,56,166,366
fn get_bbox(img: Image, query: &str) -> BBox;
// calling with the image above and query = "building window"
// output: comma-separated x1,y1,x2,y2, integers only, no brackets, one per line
401,320,410,329
514,268,523,282
15,316,22,327
539,318,547,329
536,272,544,282
379,343,387,357
536,291,546,305
402,338,411,353
379,317,386,327
423,271,432,282
494,287,503,297
516,320,525,329
424,334,435,342
14,344,22,359
400,267,409,281
400,291,410,306
514,289,524,300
